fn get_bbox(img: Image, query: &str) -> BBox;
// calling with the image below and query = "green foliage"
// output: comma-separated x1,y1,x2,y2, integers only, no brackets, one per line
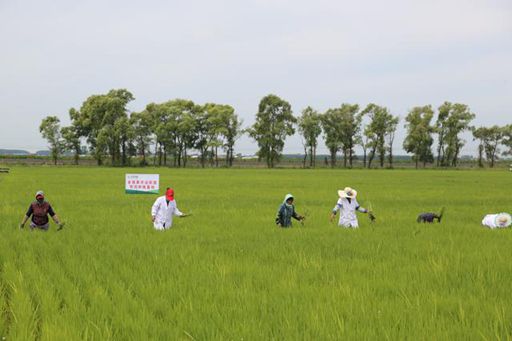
436,102,475,167
472,126,504,168
403,106,435,168
68,89,135,166
39,116,62,165
130,111,153,166
1,167,512,339
248,95,296,168
298,107,322,167
320,108,343,167
361,104,399,168
501,124,512,157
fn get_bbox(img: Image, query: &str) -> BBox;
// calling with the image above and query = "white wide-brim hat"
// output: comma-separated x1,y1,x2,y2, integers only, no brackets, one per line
338,187,357,199
495,213,512,227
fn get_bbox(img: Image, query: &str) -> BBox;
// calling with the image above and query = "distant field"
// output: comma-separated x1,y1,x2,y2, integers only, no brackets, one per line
0,167,511,339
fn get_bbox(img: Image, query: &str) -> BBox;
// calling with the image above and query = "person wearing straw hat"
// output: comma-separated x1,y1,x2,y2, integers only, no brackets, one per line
19,191,64,231
330,187,370,228
151,187,188,230
481,213,511,229
275,194,305,228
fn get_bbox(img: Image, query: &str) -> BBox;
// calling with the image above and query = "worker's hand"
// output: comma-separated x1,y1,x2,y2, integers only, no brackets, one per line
151,216,156,222
329,213,335,223
19,223,25,229
368,211,376,222
57,222,65,230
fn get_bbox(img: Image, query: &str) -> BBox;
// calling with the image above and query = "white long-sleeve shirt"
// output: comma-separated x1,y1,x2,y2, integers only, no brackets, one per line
481,214,511,229
332,197,362,228
151,196,184,230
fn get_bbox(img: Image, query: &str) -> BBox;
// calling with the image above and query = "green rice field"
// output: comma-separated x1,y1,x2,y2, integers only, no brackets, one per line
0,167,511,340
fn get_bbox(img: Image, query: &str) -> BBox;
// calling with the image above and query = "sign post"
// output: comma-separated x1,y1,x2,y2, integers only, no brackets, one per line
125,174,159,194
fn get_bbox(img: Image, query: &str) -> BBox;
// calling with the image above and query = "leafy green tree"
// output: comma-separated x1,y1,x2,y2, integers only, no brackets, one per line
223,109,242,167
298,107,322,167
114,116,134,166
194,108,212,168
248,95,296,168
39,116,63,165
70,89,135,165
361,104,398,168
130,111,153,166
403,106,435,168
386,115,400,168
472,126,504,168
338,104,362,168
502,124,512,157
320,109,343,168
201,103,237,168
436,102,475,167
61,125,81,165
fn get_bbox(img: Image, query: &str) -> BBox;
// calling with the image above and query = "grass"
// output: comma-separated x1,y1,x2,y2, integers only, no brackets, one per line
0,167,511,340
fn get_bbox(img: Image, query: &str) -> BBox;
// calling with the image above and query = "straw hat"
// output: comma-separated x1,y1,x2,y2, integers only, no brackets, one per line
495,213,512,227
338,187,357,199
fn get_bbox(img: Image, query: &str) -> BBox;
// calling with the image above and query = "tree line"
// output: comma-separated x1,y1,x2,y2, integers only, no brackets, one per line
39,89,512,168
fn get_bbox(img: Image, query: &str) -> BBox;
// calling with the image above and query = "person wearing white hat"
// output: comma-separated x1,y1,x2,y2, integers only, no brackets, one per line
19,191,64,231
330,187,370,228
481,213,511,229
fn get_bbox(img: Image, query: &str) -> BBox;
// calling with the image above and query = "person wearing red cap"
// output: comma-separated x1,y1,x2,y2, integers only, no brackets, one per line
19,191,64,231
151,187,188,230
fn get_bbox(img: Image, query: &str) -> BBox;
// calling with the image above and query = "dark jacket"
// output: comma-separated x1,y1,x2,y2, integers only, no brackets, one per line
275,194,300,227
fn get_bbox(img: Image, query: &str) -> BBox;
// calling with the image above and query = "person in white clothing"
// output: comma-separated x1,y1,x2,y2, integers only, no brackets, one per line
330,187,370,228
481,213,511,229
151,188,187,230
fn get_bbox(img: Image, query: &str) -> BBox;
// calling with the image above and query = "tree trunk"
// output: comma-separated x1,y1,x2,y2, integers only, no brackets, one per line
303,145,307,168
368,148,376,168
330,149,336,168
158,144,162,166
74,147,79,165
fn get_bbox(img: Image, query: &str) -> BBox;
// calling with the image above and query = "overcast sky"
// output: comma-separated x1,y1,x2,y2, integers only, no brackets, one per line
1,0,511,155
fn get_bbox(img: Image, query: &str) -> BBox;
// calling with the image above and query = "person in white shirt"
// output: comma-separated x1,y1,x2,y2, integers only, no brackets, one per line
330,187,370,228
481,213,511,229
151,188,187,230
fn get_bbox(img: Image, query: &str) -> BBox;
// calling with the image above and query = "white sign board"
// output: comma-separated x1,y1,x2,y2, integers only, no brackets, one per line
125,174,159,194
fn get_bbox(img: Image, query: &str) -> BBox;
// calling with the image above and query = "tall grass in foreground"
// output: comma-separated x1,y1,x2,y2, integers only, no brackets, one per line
0,167,511,339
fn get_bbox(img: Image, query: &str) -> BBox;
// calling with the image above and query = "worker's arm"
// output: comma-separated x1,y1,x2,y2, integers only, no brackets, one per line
275,205,284,226
19,215,30,229
292,209,304,221
20,204,33,229
174,202,187,217
151,198,160,222
48,205,64,228
330,199,342,222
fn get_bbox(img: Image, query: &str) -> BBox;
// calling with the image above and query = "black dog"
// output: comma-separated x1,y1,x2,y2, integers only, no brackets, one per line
417,208,445,223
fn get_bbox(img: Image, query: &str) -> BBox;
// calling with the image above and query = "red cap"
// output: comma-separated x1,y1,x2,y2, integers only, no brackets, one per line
166,188,174,201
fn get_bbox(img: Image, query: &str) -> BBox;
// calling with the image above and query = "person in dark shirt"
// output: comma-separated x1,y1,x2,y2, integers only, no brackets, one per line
20,191,64,231
275,194,304,228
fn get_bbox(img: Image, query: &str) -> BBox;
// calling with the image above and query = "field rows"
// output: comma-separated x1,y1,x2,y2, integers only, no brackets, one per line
0,167,511,339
